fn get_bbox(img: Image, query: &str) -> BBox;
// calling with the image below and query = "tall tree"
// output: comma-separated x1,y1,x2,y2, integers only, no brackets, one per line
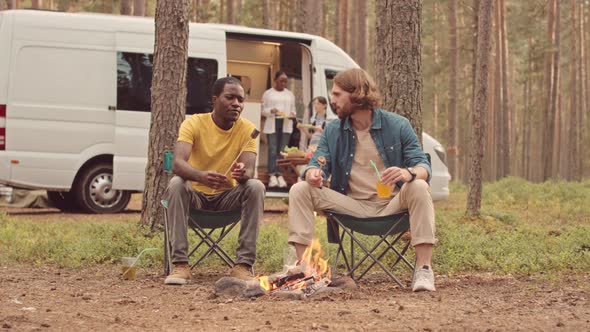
120,0,133,15
447,0,459,178
31,0,43,8
7,0,17,9
432,1,440,140
141,0,191,229
467,0,494,217
133,0,146,16
374,0,423,141
499,0,510,176
356,0,368,68
336,0,348,51
542,0,560,180
262,0,270,27
227,0,235,24
300,0,322,35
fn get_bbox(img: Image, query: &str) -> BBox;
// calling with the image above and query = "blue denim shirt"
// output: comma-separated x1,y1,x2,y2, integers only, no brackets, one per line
302,109,432,194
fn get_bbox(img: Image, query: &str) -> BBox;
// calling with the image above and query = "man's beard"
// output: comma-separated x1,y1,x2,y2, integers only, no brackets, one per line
336,104,353,119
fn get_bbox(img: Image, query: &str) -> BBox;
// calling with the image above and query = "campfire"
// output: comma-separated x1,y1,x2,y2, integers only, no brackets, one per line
257,239,332,296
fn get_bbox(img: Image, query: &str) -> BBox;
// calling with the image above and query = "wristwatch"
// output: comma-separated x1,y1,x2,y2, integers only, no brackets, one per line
406,167,417,182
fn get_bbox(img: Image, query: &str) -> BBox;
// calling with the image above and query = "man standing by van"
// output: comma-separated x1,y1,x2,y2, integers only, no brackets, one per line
288,68,437,292
164,76,265,285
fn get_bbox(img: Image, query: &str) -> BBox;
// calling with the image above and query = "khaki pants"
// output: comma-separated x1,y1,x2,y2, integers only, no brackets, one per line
165,176,265,266
288,179,436,247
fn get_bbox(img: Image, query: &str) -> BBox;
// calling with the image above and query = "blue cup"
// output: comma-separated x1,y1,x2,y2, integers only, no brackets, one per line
163,151,173,173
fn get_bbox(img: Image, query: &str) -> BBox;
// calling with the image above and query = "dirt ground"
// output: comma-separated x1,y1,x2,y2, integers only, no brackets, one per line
1,204,590,331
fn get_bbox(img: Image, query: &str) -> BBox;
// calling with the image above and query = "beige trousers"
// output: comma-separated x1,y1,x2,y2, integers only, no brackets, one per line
288,179,436,247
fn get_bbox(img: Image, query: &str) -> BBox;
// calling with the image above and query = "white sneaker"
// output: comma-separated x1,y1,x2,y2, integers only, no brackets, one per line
268,175,279,188
412,265,436,292
277,175,288,188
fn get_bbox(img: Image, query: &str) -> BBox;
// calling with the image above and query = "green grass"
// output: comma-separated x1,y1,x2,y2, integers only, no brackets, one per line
0,177,589,276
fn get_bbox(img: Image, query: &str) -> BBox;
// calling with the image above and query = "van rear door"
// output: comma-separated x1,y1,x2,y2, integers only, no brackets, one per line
112,26,226,191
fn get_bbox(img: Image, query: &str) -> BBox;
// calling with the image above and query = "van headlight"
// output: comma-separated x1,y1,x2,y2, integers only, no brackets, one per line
434,145,447,167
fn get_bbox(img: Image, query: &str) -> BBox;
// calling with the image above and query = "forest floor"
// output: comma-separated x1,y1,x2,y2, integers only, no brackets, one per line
1,201,589,331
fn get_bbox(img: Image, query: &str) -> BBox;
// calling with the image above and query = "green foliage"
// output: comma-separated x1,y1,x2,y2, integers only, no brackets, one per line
0,179,589,277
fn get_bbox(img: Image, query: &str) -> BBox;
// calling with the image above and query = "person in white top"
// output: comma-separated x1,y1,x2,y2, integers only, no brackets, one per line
261,71,297,188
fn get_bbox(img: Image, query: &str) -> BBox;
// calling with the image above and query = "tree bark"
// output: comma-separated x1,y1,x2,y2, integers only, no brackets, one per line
300,0,322,35
447,0,459,179
336,0,348,51
467,0,494,217
433,1,439,140
499,0,510,176
357,0,367,68
542,0,559,180
120,0,133,15
133,0,146,16
349,0,358,61
227,0,235,24
31,0,43,8
577,2,586,180
140,0,191,229
374,0,423,143
7,0,17,9
262,0,270,27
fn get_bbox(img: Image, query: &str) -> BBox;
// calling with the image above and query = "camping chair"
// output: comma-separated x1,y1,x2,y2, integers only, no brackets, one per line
326,210,415,287
161,201,242,276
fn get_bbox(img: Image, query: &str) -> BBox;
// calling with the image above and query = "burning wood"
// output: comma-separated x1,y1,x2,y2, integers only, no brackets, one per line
256,239,332,296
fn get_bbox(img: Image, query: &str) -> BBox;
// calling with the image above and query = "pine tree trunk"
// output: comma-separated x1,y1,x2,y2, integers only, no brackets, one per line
199,0,210,22
578,2,586,180
493,3,502,180
499,0,510,176
433,1,439,140
542,0,558,180
357,0,367,68
140,0,191,229
467,0,494,217
6,0,17,9
301,0,322,35
447,0,459,179
235,0,242,25
567,0,578,180
31,0,42,8
227,0,235,24
349,0,359,61
336,0,348,51
262,0,270,28
120,0,133,15
133,0,146,16
374,0,423,143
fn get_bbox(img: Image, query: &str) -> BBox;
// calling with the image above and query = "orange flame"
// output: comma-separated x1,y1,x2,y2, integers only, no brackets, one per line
257,238,331,292
257,275,272,291
301,238,331,279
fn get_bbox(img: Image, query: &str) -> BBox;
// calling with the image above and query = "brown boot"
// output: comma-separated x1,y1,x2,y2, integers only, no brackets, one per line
230,263,255,281
164,263,191,285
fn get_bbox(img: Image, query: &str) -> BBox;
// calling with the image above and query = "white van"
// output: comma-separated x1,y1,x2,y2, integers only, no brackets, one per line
0,10,450,213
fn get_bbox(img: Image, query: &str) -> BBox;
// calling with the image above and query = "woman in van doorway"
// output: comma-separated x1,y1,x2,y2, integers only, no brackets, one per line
261,71,296,188
299,96,328,150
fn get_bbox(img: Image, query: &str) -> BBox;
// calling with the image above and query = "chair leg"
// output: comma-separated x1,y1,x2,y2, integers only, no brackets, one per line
336,220,405,287
163,210,173,276
189,223,238,269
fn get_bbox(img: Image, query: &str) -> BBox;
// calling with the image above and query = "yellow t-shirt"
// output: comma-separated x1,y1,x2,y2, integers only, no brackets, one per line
177,113,258,195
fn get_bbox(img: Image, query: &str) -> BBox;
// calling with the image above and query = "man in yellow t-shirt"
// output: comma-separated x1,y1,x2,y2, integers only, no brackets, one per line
164,76,265,285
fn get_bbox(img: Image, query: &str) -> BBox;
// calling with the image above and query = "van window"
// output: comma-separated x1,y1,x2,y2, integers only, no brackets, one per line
117,52,218,114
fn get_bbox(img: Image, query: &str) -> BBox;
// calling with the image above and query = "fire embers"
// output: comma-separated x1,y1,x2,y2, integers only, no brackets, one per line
257,239,332,297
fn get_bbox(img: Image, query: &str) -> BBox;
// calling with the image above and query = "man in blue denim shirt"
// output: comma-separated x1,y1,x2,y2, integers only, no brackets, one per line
288,68,436,292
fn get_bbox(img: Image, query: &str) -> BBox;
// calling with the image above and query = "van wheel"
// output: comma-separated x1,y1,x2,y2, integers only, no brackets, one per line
47,191,79,212
74,162,131,214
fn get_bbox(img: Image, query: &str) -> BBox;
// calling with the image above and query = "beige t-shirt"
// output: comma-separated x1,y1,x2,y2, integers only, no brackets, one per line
347,128,392,201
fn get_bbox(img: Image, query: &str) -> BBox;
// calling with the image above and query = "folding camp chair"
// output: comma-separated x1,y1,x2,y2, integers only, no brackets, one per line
162,200,241,275
326,210,415,287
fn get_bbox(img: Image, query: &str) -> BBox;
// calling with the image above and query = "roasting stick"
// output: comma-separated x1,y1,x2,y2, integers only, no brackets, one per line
316,156,326,188
223,128,260,177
